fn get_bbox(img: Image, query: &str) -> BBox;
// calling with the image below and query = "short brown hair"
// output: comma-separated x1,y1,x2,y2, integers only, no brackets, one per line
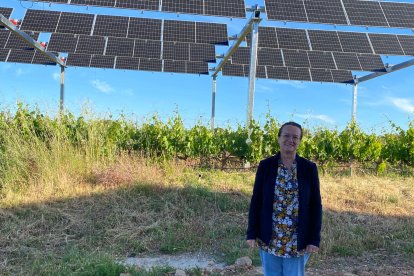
278,121,303,140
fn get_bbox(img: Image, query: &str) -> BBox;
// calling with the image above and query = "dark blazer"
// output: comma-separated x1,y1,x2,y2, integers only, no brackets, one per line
246,153,322,251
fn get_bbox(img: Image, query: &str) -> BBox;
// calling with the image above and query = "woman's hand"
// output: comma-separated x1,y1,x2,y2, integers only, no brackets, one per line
246,239,256,249
305,244,319,253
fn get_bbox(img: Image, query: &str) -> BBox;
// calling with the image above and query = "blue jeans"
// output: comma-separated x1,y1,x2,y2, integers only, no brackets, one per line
260,249,310,276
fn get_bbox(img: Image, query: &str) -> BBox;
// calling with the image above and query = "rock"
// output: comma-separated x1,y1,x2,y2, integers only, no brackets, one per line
235,256,252,267
175,269,186,276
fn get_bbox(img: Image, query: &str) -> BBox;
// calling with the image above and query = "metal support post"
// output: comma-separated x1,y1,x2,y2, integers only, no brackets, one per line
60,66,65,113
246,20,260,145
351,83,358,124
211,76,217,130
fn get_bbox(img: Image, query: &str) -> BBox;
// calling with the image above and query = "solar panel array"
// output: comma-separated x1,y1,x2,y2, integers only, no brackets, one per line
26,0,246,18
265,0,414,29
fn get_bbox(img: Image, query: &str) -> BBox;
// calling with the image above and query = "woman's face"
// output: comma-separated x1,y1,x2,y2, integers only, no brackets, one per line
278,125,301,154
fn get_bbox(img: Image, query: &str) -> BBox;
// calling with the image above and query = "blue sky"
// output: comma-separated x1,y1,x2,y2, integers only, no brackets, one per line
1,0,414,132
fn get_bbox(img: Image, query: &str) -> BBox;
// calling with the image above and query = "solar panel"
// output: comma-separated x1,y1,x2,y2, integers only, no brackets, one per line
0,49,10,62
127,18,162,40
163,42,189,61
7,49,35,64
308,30,342,52
258,48,283,66
195,22,228,45
90,55,115,69
164,20,195,43
0,30,10,48
32,50,57,65
5,32,39,50
288,67,311,81
71,0,115,8
20,9,60,33
75,35,105,55
164,59,187,73
189,43,216,62
282,49,310,68
333,52,362,71
93,15,129,38
368,33,404,56
337,32,372,54
115,56,140,70
47,33,79,53
222,63,245,77
308,51,336,69
66,53,92,67
0,7,13,19
304,0,347,25
115,0,160,11
56,12,94,35
276,28,310,50
266,66,289,80
186,61,209,75
231,47,250,65
264,0,308,22
343,0,388,27
28,0,67,3
134,39,161,59
310,68,333,83
381,1,414,29
204,0,246,18
398,35,414,56
139,58,162,72
256,65,267,78
357,54,385,72
162,0,203,15
246,27,279,48
105,37,134,57
331,70,354,84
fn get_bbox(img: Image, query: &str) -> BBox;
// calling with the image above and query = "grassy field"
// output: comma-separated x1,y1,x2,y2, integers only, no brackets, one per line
1,153,413,275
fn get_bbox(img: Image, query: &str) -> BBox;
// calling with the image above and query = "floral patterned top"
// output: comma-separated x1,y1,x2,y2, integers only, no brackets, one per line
258,159,302,257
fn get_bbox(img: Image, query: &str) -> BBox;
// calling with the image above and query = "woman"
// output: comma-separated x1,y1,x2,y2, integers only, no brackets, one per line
246,122,322,276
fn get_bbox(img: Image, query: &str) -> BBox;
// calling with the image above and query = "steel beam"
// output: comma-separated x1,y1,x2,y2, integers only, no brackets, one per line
211,76,217,130
356,58,414,84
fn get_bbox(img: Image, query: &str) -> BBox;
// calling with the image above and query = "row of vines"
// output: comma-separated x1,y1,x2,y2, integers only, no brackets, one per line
1,104,413,173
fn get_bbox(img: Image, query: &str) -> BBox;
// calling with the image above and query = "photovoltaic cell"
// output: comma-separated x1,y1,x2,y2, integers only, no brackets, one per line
93,15,129,37
0,49,10,62
333,52,362,71
127,18,162,40
222,63,244,77
5,32,39,50
282,49,310,68
163,42,189,61
164,20,195,43
331,70,354,84
164,59,187,73
90,55,115,69
276,28,310,50
357,54,385,72
195,22,228,45
288,67,311,81
139,58,162,72
308,30,342,52
20,9,61,33
57,12,94,35
75,35,105,55
189,43,216,62
266,66,289,80
310,68,333,83
204,0,246,18
105,37,134,57
265,0,308,22
308,51,336,69
115,56,140,70
47,33,78,53
186,61,209,75
71,0,115,8
258,48,283,66
304,0,347,25
256,65,267,78
134,39,161,59
398,35,414,56
231,47,250,65
381,2,414,29
343,0,388,27
115,0,159,11
32,50,57,65
66,53,92,67
246,27,279,48
0,30,10,48
7,49,35,64
0,7,13,19
337,32,373,54
368,33,404,56
162,0,203,15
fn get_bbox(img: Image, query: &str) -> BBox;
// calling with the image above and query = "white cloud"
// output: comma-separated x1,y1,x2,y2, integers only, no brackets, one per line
15,68,27,76
278,80,307,89
52,72,60,82
295,113,336,124
389,97,414,113
256,84,273,93
91,80,113,94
